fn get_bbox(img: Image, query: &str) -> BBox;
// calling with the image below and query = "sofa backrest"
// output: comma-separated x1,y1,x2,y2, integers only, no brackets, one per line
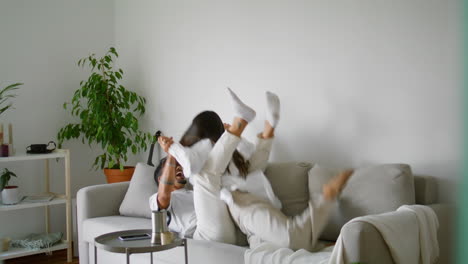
264,162,434,241
414,175,437,205
264,162,314,217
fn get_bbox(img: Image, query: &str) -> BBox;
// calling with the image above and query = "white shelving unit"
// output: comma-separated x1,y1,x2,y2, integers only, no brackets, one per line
0,149,72,262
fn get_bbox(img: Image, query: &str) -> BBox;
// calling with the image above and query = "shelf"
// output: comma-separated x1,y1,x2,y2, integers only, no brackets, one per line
0,197,67,211
0,148,72,262
0,241,68,260
0,149,67,162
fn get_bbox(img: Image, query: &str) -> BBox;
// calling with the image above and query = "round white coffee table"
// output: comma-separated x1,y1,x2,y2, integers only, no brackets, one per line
94,229,187,264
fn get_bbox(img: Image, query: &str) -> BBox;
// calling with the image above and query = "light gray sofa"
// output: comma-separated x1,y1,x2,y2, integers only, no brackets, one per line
77,162,453,264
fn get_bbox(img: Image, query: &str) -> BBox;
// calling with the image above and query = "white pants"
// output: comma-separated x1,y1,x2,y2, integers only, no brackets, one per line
192,131,332,250
192,132,241,244
191,132,273,244
229,191,333,251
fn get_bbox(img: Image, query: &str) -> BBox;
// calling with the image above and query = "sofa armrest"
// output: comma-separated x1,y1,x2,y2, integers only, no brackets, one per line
339,203,453,264
77,182,129,226
340,219,394,264
77,182,129,264
427,203,455,264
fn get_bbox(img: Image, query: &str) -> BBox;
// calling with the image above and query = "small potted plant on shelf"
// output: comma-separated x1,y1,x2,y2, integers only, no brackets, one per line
57,47,154,183
0,168,19,205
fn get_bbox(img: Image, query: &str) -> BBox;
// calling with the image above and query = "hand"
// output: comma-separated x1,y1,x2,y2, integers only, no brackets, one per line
223,123,231,130
158,136,174,153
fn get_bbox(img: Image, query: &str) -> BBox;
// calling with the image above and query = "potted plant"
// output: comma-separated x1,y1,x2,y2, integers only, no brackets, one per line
57,47,153,183
0,168,19,204
0,82,22,116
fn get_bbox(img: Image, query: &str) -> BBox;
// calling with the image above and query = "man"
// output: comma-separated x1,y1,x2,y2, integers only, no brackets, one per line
149,154,196,238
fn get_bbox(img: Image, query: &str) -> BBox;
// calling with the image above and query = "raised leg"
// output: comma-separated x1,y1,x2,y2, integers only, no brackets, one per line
248,91,280,172
193,88,253,244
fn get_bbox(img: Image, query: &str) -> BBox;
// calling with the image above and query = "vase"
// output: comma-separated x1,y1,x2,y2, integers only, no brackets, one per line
103,166,135,183
1,186,20,204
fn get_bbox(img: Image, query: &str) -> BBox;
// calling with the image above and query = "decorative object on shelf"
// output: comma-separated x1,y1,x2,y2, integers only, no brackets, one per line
0,123,15,157
57,47,154,183
0,123,5,157
11,232,62,250
8,123,14,156
26,141,56,154
0,237,11,252
0,82,22,117
22,194,55,203
0,168,19,205
1,144,8,157
0,123,3,146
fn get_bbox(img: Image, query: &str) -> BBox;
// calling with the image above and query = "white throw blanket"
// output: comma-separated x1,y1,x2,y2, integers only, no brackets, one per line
245,205,439,264
329,204,439,264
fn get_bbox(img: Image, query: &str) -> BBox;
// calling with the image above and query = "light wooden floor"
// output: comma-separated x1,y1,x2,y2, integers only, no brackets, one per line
5,250,79,264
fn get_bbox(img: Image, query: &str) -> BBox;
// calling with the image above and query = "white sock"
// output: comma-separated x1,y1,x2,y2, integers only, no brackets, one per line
227,87,256,122
266,91,280,127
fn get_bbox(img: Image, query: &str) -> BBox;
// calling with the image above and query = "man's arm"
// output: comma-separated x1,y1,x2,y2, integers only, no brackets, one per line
156,155,177,209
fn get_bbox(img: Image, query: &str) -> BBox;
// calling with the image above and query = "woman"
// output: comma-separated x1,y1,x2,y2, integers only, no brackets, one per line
158,88,352,250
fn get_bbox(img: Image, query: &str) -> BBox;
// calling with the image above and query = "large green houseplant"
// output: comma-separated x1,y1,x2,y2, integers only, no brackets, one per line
0,82,22,116
57,47,153,183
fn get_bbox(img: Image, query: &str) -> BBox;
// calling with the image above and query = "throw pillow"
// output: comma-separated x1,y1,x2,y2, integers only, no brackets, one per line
264,162,314,217
308,163,415,241
119,162,157,219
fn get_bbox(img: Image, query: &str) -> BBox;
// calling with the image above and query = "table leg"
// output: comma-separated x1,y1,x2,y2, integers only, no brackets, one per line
94,246,97,264
151,252,153,264
184,239,188,264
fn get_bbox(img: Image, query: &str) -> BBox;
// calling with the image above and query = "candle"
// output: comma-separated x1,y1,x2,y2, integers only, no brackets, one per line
8,123,12,144
0,123,3,145
8,123,13,156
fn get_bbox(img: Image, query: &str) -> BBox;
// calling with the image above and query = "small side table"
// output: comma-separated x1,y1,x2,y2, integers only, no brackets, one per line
94,229,188,264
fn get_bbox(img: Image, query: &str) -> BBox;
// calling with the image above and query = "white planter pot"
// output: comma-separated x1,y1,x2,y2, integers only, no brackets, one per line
1,186,20,205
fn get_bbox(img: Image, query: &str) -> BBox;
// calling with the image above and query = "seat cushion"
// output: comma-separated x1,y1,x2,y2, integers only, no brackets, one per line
309,163,416,241
264,162,314,217
82,215,151,243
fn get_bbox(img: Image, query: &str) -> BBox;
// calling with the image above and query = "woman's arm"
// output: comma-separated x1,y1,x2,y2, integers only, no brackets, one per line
168,139,212,177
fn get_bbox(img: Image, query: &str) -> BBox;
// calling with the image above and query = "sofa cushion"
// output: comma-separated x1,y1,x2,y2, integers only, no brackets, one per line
119,162,157,218
82,215,151,243
264,162,314,217
308,163,415,241
88,237,247,264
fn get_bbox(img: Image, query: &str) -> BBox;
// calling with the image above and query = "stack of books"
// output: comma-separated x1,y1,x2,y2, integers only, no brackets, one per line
22,194,55,203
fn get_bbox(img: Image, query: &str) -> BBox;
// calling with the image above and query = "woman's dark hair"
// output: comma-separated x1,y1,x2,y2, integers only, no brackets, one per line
180,111,250,177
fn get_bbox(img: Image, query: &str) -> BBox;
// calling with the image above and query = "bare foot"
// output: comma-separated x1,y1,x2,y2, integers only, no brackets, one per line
322,169,354,201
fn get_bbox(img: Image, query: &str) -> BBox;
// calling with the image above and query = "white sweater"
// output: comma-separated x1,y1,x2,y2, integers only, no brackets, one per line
169,137,282,209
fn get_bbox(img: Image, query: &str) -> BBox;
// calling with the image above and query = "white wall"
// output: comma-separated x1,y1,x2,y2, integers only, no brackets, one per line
115,0,462,203
0,0,114,239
